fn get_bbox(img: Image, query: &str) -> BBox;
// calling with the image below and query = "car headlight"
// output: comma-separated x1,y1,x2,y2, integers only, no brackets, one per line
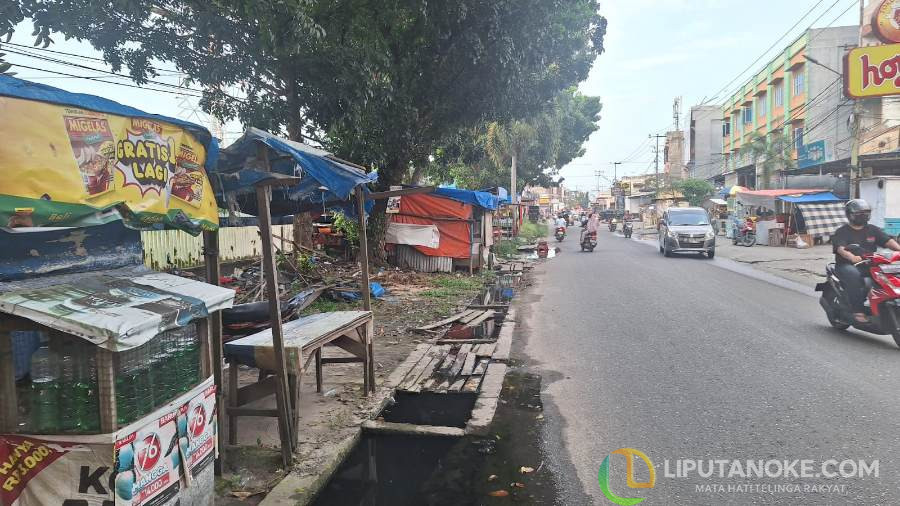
667,230,677,238
705,231,715,240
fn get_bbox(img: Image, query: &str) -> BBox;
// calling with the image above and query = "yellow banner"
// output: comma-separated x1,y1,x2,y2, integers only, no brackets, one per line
0,95,218,232
844,44,900,99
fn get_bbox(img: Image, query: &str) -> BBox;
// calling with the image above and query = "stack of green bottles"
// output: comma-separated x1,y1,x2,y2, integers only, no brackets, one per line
115,324,201,427
26,341,100,434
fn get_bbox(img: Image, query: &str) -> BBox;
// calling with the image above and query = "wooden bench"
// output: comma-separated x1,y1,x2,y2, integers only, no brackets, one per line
223,310,374,445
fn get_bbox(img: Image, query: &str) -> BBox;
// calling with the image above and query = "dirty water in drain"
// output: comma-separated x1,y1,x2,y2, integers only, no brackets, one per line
310,433,485,506
380,392,477,428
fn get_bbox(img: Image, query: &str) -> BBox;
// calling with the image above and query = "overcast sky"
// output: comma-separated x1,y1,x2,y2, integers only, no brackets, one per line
5,1,859,192
563,0,859,192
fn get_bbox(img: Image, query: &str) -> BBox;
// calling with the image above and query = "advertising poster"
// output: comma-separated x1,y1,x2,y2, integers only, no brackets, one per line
114,411,181,506
0,94,218,234
177,382,217,479
386,185,403,213
0,435,115,505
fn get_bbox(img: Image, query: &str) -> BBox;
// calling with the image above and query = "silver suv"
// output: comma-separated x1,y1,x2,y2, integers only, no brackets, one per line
658,207,716,259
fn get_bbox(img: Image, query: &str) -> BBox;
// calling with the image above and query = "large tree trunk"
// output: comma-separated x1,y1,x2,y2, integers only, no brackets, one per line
367,158,406,265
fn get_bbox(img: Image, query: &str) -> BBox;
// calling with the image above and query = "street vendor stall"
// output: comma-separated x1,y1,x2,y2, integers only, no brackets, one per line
734,189,841,246
209,128,378,466
0,75,230,505
385,187,499,273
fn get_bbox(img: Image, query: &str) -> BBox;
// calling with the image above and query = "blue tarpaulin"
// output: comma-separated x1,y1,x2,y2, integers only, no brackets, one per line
0,75,219,171
213,128,377,216
777,191,843,203
432,187,499,210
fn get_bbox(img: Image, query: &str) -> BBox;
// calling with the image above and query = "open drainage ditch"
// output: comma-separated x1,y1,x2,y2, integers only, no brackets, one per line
381,391,477,428
311,280,517,505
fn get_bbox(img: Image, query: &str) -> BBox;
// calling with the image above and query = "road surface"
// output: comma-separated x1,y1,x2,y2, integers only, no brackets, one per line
520,226,900,505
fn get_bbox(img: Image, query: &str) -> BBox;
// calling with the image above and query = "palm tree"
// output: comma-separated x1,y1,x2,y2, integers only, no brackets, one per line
485,121,536,235
738,131,794,189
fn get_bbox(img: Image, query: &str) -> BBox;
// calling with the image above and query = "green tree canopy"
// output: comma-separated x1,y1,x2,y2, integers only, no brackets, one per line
5,0,606,255
674,178,715,207
425,87,602,189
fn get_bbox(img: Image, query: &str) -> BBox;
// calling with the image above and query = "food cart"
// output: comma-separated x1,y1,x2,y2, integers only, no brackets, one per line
0,75,232,505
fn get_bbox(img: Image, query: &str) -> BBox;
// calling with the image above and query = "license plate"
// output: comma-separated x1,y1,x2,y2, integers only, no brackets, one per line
882,264,900,274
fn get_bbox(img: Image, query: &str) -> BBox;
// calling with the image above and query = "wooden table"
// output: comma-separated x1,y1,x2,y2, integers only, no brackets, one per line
223,310,374,445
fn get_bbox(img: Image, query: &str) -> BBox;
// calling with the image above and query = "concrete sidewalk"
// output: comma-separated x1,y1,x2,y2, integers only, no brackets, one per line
714,241,831,287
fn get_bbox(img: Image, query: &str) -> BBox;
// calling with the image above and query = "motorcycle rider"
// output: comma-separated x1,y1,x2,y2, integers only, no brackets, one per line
555,214,568,231
832,199,900,323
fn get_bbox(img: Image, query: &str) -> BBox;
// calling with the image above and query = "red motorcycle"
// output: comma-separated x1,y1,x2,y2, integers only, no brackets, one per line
555,226,567,242
732,218,756,247
816,247,900,346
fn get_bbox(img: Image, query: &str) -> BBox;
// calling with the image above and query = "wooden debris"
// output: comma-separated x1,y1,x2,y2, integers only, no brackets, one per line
472,358,489,376
460,352,477,376
415,310,478,331
449,377,467,391
463,376,482,392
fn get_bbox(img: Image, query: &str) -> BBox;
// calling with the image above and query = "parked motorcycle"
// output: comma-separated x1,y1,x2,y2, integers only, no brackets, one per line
622,221,633,238
732,218,756,247
581,231,597,252
815,245,900,346
555,226,567,242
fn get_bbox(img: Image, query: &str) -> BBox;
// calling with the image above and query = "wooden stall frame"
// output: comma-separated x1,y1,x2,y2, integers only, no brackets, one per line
253,142,301,466
202,230,226,474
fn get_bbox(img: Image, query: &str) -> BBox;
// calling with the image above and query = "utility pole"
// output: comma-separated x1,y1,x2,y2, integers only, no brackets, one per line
510,151,518,236
649,134,666,190
612,162,622,211
849,0,864,199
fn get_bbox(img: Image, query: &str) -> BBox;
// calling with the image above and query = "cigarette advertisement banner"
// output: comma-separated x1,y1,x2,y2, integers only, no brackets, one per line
0,95,218,234
0,379,216,506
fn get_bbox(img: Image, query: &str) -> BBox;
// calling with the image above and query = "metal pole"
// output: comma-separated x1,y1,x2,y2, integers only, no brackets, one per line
650,134,665,189
849,0,864,198
510,152,518,236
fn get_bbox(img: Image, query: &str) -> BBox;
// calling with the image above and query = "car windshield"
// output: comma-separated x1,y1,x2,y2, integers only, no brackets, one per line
668,212,709,226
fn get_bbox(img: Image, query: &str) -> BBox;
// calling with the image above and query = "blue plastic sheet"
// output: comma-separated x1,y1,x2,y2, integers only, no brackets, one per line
336,282,386,301
213,128,377,217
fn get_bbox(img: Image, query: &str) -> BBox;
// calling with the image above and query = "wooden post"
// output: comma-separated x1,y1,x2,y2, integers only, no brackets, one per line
355,189,372,313
255,145,296,467
355,188,375,394
202,230,226,474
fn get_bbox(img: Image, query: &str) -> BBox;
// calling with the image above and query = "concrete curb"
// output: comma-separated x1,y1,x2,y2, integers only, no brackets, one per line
259,390,394,506
259,428,362,506
362,420,466,437
492,307,516,362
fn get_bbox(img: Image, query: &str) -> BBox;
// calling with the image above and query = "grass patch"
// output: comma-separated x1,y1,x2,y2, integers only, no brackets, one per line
494,239,518,259
519,221,548,243
421,274,483,300
299,297,358,316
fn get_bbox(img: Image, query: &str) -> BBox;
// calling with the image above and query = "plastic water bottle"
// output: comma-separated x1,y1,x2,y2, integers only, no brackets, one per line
179,326,201,390
116,353,136,427
29,342,59,433
59,346,100,433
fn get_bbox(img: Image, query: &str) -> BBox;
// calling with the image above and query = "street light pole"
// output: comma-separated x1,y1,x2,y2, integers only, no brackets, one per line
649,134,666,189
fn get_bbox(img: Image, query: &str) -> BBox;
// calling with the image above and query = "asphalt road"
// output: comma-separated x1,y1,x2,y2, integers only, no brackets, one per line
520,226,900,505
